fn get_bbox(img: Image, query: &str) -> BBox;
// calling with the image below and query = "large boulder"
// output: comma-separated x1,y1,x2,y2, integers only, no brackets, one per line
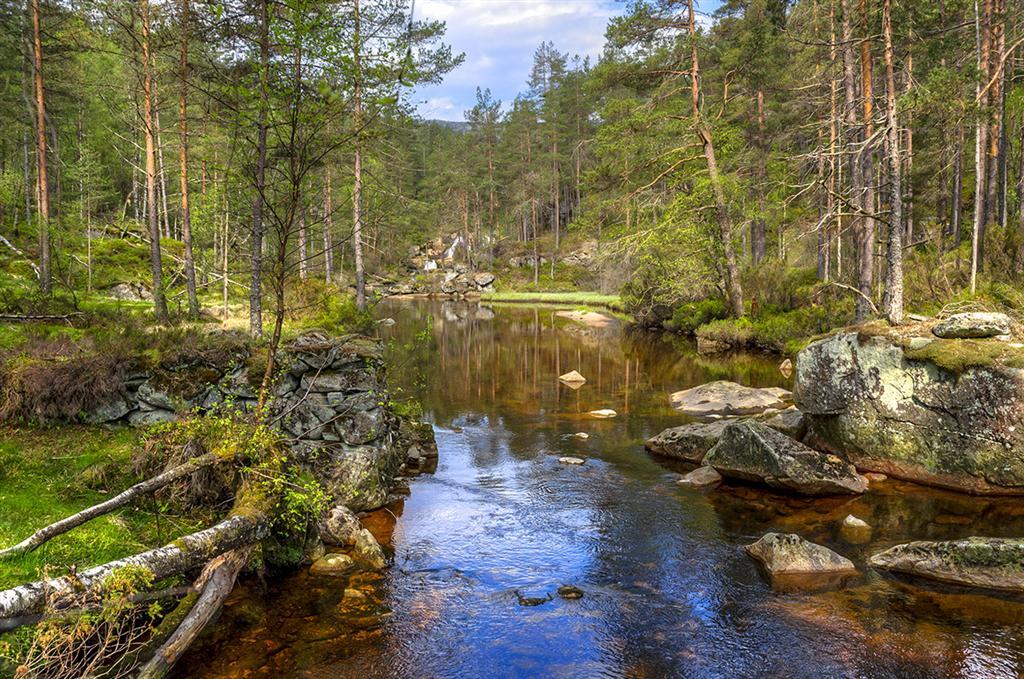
795,331,1024,494
932,312,1012,339
645,421,729,463
746,533,856,575
869,537,1024,592
669,381,792,417
704,421,867,495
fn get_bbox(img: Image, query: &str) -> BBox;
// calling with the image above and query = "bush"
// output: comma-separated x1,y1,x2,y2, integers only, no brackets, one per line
696,317,754,347
666,298,728,334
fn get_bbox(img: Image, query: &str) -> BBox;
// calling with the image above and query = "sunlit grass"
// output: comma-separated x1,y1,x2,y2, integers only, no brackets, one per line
480,290,624,312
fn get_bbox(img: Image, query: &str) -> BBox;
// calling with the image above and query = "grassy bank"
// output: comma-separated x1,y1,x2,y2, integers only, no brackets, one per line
480,290,624,312
0,426,189,589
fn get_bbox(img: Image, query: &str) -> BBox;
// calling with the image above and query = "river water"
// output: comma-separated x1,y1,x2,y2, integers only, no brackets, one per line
178,299,1024,678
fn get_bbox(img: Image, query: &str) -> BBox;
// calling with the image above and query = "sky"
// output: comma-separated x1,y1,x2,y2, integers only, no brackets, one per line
411,0,625,121
411,0,723,121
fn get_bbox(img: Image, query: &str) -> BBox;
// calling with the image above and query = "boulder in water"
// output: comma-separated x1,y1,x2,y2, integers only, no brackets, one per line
309,553,355,576
589,409,617,419
704,421,867,495
645,421,729,463
559,456,586,465
669,381,792,417
763,406,806,439
839,515,872,544
795,330,1024,494
745,532,856,577
869,537,1024,592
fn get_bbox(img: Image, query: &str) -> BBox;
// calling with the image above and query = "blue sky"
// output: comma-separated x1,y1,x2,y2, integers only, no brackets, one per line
412,0,721,121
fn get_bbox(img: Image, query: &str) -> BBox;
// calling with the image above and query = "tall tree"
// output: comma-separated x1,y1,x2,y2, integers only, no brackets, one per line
881,0,902,323
178,0,199,317
139,0,169,323
29,0,50,294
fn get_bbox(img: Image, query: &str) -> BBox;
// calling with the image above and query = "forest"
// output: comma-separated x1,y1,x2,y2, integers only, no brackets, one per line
0,0,1020,343
1,0,1024,676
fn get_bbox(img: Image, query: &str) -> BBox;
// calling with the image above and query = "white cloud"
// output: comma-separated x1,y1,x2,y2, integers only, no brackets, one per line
412,0,621,119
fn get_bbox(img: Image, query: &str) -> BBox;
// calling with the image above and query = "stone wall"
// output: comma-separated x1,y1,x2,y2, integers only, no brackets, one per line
78,330,423,512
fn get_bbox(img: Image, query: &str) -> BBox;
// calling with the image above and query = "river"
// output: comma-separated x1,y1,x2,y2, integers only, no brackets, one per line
177,299,1024,678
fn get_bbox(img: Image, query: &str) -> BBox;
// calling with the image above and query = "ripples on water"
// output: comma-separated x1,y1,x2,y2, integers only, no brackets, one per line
178,300,1024,678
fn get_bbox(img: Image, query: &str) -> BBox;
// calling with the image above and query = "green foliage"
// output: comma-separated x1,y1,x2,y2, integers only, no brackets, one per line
666,298,728,334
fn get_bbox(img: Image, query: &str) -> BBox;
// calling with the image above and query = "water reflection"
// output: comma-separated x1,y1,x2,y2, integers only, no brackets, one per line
177,300,1024,678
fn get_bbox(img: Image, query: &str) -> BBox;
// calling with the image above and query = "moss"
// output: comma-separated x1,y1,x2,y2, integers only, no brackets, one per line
0,426,203,590
903,339,1024,375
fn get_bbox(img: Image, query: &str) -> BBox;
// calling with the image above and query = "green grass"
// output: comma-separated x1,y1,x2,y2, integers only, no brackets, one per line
0,426,199,590
480,290,624,312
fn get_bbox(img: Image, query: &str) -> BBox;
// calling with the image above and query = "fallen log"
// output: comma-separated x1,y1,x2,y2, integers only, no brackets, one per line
0,512,268,622
0,450,224,559
136,545,255,678
0,312,84,324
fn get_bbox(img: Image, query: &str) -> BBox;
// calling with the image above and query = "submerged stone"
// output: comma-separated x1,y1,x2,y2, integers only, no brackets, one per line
869,537,1024,592
839,515,872,544
677,466,722,488
704,421,866,496
310,553,355,576
557,585,585,600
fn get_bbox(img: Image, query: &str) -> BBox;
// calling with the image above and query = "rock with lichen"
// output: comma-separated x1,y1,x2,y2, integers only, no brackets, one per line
869,537,1024,591
704,420,866,495
795,330,1024,494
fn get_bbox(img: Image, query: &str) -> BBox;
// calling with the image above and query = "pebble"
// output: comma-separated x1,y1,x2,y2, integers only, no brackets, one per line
589,409,618,419
559,456,586,465
573,432,590,440
557,585,585,600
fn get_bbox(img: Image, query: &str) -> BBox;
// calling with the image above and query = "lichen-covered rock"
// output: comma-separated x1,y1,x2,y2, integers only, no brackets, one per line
83,397,132,424
869,537,1024,591
932,312,1012,339
296,440,404,512
704,421,866,495
318,505,387,569
645,421,729,463
669,381,792,417
795,331,1024,494
745,533,856,575
309,553,354,576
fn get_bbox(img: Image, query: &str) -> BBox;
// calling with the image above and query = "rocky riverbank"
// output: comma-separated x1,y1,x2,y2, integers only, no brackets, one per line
645,312,1024,593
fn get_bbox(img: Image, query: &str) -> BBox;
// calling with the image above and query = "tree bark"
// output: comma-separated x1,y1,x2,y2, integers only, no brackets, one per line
970,0,992,294
352,0,367,310
688,0,743,317
30,0,50,295
881,0,903,324
178,0,199,317
857,0,875,320
140,0,170,324
250,0,270,337
0,513,267,622
0,450,223,559
324,170,334,283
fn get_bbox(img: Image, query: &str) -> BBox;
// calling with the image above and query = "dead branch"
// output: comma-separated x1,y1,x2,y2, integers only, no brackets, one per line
135,545,255,678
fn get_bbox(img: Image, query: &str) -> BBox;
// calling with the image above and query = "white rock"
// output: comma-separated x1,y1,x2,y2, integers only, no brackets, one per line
573,432,590,440
559,456,586,465
589,409,617,418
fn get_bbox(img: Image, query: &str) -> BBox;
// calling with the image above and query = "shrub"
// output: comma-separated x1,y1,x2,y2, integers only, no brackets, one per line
696,317,754,347
666,298,728,334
